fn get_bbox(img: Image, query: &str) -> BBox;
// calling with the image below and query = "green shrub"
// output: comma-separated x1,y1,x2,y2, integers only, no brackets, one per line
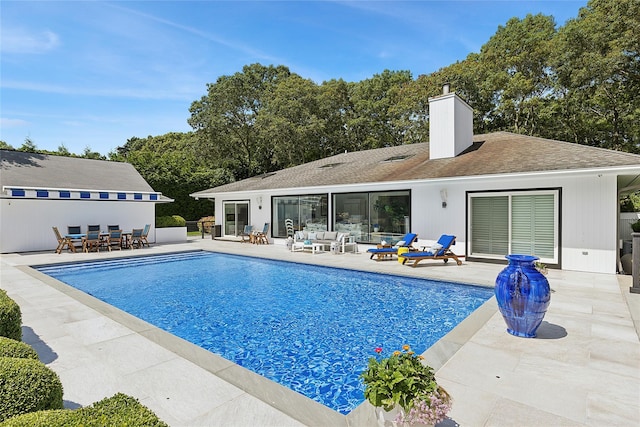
155,215,186,228
0,393,168,426
0,337,38,360
0,290,21,341
0,357,63,422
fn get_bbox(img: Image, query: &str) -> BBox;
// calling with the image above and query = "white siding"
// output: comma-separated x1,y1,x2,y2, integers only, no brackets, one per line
0,199,155,253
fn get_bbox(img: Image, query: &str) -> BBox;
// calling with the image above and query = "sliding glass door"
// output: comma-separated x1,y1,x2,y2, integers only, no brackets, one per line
223,201,249,236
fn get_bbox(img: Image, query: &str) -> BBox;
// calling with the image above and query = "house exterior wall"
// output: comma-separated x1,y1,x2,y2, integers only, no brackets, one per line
0,199,155,253
210,169,621,274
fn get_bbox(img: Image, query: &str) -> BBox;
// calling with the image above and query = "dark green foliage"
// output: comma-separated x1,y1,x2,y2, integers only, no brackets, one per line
155,215,186,228
0,357,63,422
0,290,21,341
0,393,168,426
0,338,38,360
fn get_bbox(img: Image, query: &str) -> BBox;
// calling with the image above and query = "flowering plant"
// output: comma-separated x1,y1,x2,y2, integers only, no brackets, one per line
360,345,451,425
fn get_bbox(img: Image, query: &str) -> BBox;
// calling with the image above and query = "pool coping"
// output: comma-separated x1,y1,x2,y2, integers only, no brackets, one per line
18,249,498,426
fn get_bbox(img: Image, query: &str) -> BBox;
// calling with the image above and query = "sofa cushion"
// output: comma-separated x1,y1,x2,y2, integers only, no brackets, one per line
324,231,337,240
308,232,317,240
315,232,325,240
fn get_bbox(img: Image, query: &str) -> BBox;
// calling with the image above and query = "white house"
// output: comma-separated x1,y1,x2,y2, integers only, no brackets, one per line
191,89,640,274
0,150,172,253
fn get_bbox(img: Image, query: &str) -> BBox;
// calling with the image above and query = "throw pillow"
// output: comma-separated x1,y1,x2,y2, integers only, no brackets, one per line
394,240,406,248
308,232,317,240
315,232,324,240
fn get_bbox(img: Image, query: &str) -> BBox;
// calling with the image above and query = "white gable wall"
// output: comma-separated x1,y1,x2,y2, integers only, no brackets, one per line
0,199,155,253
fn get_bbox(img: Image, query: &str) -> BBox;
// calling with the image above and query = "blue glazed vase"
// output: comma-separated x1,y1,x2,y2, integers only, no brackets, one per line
495,254,550,338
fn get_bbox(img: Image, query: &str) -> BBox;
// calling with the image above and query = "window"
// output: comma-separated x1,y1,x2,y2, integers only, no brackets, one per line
59,191,70,198
11,189,25,197
36,190,49,198
100,192,109,199
334,190,410,243
134,193,142,200
272,195,328,238
150,194,158,201
117,193,126,200
80,192,90,199
469,189,559,264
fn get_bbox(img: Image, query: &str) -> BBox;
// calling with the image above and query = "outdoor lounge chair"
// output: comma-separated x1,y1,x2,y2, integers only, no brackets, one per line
239,225,253,242
52,226,75,254
253,223,270,244
367,233,418,260
401,234,463,267
140,224,151,247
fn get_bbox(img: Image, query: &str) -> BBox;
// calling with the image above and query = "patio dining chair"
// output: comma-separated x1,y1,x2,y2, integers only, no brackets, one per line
106,229,123,251
130,228,144,249
82,231,101,253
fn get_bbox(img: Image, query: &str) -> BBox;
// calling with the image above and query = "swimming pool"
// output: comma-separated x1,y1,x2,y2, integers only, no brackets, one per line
35,251,493,414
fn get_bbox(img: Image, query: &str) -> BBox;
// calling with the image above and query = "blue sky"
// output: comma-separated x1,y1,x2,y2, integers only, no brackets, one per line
1,0,587,156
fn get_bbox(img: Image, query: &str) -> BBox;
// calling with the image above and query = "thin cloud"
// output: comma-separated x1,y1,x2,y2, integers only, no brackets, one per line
104,1,280,63
0,118,29,128
1,28,60,54
1,79,198,101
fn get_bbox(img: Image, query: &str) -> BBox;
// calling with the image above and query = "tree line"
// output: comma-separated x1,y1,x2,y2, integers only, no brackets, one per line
3,0,638,219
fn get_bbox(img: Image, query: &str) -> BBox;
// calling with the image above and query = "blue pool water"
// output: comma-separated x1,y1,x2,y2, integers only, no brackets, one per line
35,251,492,414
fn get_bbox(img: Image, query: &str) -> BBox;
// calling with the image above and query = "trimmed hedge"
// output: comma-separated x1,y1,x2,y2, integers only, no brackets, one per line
0,393,168,426
0,357,63,422
155,215,186,228
0,290,21,341
0,338,38,360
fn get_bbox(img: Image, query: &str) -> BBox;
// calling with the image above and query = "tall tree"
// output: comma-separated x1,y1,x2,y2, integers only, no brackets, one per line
552,0,640,151
188,63,292,179
479,14,557,135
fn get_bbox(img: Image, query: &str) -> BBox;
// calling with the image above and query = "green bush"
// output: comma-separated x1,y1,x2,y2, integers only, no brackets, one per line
155,215,186,228
0,290,21,341
0,393,168,426
0,338,38,360
0,357,63,422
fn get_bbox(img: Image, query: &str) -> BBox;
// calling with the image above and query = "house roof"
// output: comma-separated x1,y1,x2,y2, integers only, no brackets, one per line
0,150,155,193
192,131,640,196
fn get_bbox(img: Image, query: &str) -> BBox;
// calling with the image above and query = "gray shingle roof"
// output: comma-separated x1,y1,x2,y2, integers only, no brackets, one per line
192,131,640,195
0,150,154,192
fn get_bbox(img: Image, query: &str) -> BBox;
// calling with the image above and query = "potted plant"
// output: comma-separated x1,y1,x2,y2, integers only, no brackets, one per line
631,219,640,233
360,345,451,426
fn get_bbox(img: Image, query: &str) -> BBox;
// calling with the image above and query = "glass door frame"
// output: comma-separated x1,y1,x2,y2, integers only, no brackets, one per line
223,201,250,237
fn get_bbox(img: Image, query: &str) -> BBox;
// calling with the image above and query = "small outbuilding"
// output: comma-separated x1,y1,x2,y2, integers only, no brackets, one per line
0,150,172,253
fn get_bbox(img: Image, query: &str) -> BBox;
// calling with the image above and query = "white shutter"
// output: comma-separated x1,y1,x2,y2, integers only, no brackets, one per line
471,196,509,255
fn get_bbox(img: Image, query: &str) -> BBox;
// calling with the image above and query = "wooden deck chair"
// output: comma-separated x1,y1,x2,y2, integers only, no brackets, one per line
87,224,101,232
107,225,120,231
140,224,151,247
52,226,75,254
239,225,253,242
367,233,418,260
401,234,464,267
82,231,101,253
106,229,123,251
254,223,270,244
130,228,144,249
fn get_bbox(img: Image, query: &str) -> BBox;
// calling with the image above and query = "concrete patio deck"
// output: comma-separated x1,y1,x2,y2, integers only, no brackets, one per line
1,237,638,426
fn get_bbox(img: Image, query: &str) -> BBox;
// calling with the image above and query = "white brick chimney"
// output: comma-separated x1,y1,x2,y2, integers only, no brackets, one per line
428,85,473,159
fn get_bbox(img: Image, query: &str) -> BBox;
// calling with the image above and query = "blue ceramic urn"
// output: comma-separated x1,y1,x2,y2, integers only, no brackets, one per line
495,254,550,338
